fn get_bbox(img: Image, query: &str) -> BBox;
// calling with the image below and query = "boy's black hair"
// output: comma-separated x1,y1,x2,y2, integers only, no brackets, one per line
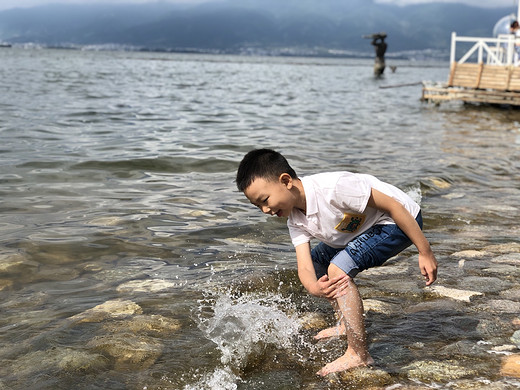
236,149,297,192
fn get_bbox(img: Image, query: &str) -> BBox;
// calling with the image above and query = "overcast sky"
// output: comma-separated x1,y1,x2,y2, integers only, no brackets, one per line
0,0,515,11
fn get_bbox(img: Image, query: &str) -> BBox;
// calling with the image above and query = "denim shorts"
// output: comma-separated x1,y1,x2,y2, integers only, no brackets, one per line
311,211,423,279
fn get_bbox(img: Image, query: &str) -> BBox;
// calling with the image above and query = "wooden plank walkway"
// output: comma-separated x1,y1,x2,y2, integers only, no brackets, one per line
422,62,520,106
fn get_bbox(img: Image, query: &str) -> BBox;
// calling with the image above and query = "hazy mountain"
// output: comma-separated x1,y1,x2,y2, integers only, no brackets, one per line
0,1,511,57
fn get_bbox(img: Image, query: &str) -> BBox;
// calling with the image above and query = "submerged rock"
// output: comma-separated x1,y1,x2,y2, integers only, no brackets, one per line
363,299,399,315
501,354,520,378
5,348,108,377
87,333,162,370
70,299,142,324
333,366,393,388
0,279,13,292
0,252,37,274
116,279,177,293
404,360,477,382
102,314,181,336
298,312,328,331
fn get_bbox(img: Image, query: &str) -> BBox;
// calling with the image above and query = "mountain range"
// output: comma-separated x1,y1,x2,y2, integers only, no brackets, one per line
0,1,512,58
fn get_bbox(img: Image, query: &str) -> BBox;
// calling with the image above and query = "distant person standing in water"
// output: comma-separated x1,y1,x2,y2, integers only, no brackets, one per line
371,33,387,76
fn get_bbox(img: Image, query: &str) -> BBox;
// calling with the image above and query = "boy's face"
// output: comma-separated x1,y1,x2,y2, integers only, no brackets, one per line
243,174,295,218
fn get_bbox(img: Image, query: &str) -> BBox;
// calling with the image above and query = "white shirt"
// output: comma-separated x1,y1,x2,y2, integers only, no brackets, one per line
287,172,420,248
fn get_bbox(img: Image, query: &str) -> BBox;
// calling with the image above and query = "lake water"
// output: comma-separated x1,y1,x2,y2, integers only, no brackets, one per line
1,47,520,389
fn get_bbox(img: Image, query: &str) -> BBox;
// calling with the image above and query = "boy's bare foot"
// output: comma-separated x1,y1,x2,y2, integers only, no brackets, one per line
316,349,374,376
314,324,346,340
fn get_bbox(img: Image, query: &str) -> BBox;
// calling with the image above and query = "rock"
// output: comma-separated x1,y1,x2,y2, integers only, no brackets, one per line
87,333,162,370
484,264,520,276
484,242,520,254
476,318,514,339
6,348,108,376
427,285,483,302
405,299,462,313
404,360,477,382
334,366,393,387
458,276,511,294
360,263,409,277
88,216,123,226
430,178,451,189
103,314,181,336
0,279,13,292
298,312,328,331
70,299,142,324
501,354,520,378
0,253,37,274
491,253,520,265
511,330,520,346
116,279,177,293
451,250,488,258
480,300,520,314
500,288,520,300
363,299,399,315
373,279,422,295
56,349,109,372
439,340,487,357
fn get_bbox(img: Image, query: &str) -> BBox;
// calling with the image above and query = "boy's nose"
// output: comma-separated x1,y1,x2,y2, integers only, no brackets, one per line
261,205,270,214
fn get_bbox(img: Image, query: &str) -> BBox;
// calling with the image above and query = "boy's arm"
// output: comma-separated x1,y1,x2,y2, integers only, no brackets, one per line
367,188,438,285
295,242,349,299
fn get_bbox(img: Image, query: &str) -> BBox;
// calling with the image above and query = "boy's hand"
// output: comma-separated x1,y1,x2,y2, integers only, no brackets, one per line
419,251,438,286
316,274,349,299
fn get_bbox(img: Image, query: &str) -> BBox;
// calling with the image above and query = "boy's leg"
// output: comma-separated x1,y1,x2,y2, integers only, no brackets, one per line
316,263,373,376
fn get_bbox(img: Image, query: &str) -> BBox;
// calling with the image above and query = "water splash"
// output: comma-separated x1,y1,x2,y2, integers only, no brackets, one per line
185,292,301,389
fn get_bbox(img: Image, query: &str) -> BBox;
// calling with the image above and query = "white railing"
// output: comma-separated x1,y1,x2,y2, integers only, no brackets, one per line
450,32,519,66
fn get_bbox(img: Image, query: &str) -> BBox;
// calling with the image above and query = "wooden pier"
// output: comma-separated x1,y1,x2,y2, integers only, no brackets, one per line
422,32,520,106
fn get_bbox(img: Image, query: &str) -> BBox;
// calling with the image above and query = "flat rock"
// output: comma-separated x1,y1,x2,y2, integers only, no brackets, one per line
116,279,177,293
70,299,142,323
451,250,489,258
427,285,483,302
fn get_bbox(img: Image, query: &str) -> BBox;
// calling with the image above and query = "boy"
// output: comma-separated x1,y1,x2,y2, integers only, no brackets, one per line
236,148,438,376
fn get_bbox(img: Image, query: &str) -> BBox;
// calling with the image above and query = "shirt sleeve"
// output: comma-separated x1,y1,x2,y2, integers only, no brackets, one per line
288,221,313,247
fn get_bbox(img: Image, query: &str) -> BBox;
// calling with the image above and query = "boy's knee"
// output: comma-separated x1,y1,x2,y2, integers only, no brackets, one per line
328,263,350,279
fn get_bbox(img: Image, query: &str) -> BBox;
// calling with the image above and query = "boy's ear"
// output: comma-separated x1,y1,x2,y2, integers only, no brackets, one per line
279,173,293,188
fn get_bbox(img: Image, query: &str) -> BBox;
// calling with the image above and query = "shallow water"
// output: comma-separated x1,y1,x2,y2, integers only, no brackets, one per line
1,47,520,389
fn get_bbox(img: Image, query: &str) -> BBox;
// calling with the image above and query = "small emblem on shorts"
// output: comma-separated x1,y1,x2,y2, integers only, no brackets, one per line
335,213,366,233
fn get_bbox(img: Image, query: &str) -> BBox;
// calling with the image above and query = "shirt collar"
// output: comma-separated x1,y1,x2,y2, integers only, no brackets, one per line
301,176,318,216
